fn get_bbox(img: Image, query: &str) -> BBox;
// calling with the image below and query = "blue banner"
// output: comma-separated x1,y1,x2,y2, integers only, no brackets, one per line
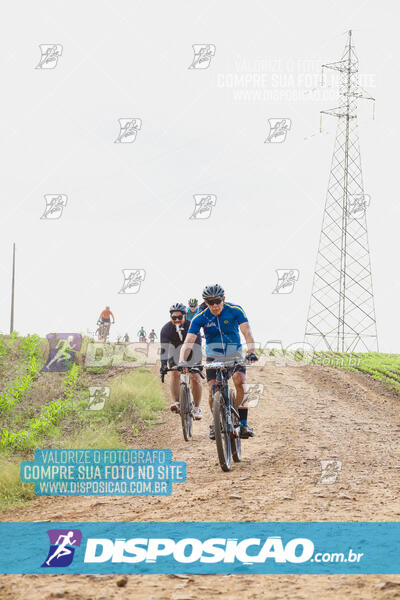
1,522,400,574
20,449,186,496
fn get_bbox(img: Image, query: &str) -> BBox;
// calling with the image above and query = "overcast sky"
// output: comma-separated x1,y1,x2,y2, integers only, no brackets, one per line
0,0,398,352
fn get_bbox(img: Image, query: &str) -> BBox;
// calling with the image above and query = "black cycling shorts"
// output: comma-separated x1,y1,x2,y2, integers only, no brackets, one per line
205,355,246,382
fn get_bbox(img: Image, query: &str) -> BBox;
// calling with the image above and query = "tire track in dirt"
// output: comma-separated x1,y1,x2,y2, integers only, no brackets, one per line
2,362,400,599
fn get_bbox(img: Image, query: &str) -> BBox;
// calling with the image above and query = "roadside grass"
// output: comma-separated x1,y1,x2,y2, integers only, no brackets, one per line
0,350,165,512
0,456,36,510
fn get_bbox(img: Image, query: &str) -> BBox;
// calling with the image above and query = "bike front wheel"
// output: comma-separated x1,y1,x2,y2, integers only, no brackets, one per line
213,391,231,472
179,384,193,442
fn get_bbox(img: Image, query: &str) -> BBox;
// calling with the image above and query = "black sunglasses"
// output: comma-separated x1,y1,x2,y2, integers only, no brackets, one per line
206,297,222,306
171,315,184,320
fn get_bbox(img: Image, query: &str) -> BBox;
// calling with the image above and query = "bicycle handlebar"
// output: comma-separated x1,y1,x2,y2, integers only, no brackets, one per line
160,358,258,382
160,365,205,383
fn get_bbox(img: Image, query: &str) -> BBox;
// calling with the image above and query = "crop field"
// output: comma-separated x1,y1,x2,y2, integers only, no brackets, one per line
257,347,400,393
0,333,164,509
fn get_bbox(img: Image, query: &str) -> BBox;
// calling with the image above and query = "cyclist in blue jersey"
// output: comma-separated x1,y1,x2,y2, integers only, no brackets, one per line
186,298,200,322
178,284,258,440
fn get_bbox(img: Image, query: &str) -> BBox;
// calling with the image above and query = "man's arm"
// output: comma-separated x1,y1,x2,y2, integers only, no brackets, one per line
110,311,115,323
160,326,171,369
178,333,197,362
239,322,256,353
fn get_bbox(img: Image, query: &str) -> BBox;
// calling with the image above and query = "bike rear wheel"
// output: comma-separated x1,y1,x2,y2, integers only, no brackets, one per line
229,389,242,463
213,391,231,472
179,384,193,442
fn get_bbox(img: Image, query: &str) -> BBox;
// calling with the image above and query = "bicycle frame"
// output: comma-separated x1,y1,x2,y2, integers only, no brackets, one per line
206,361,242,436
162,365,204,442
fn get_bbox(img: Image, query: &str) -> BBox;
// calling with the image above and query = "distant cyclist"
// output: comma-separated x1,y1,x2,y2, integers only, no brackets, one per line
98,306,115,326
149,329,157,343
97,306,115,339
137,327,146,342
186,298,200,322
123,333,130,343
178,284,258,440
160,303,203,418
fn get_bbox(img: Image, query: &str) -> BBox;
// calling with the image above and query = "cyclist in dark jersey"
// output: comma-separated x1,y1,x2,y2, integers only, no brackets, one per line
178,284,258,439
160,303,203,417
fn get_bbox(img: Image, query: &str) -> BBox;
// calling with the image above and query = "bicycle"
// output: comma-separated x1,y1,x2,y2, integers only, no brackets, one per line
161,366,204,441
204,358,250,472
97,321,112,342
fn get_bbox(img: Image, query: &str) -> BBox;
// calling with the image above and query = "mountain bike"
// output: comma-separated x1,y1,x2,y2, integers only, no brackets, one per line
97,321,112,342
161,366,204,441
204,358,248,472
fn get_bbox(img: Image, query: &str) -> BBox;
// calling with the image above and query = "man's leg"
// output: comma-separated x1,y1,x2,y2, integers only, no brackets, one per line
232,371,245,406
170,370,180,412
233,371,254,438
207,379,216,412
190,372,203,420
190,373,202,407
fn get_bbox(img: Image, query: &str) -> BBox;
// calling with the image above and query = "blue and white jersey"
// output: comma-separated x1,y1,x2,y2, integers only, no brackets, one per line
186,307,200,322
188,302,248,356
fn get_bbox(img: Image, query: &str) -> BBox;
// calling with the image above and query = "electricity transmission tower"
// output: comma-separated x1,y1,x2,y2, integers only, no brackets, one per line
305,30,378,352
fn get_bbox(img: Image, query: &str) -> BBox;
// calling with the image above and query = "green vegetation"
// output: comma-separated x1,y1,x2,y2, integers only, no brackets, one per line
291,350,400,392
69,367,165,434
0,456,36,510
0,333,165,512
261,347,400,393
337,352,400,392
0,334,42,413
0,364,80,450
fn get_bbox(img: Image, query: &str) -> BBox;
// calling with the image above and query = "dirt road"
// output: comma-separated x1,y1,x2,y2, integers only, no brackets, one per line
2,362,400,599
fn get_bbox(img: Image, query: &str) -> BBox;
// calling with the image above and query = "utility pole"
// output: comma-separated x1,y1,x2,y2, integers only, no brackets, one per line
305,31,378,352
10,243,15,334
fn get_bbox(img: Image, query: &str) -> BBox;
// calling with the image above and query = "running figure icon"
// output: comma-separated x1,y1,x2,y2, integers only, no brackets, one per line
45,531,77,566
43,336,75,371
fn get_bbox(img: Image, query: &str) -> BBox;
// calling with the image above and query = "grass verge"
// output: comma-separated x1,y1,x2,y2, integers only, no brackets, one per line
0,364,165,512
